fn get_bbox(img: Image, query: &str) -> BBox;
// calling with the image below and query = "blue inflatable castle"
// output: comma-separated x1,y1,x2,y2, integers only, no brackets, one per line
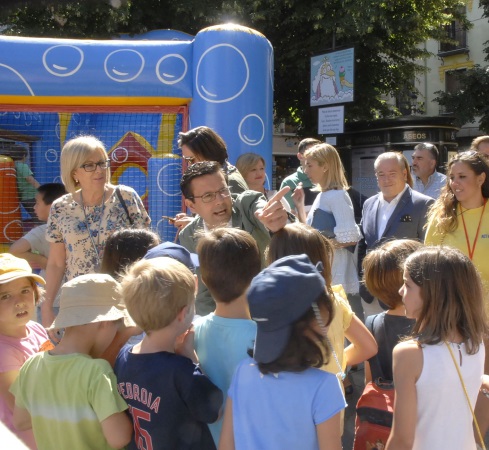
0,24,274,243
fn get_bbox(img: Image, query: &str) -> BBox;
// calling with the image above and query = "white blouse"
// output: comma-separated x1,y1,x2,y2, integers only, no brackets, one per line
307,189,361,294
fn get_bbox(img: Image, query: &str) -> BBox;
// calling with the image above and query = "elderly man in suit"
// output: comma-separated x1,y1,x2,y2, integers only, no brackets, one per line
359,151,434,316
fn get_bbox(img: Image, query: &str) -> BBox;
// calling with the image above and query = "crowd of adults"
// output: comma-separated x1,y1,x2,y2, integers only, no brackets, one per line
2,128,489,449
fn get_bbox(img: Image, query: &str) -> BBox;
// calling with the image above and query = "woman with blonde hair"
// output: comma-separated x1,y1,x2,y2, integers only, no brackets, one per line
293,143,362,311
236,153,268,194
236,152,291,211
43,135,150,327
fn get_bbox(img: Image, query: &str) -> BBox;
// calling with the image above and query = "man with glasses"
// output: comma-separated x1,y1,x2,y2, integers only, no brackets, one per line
411,143,446,199
179,161,290,315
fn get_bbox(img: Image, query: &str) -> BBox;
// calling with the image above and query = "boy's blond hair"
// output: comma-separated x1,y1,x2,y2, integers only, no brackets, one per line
120,257,195,333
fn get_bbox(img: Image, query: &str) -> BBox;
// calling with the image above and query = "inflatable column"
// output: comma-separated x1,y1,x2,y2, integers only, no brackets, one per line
0,156,23,250
190,24,274,180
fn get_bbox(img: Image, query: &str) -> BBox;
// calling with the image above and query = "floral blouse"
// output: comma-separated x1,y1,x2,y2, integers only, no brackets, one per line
46,184,150,280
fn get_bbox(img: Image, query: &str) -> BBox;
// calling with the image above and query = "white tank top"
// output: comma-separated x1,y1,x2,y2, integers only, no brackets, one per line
413,341,484,450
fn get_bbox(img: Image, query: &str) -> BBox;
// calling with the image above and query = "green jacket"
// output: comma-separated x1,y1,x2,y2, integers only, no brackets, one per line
179,190,270,315
225,162,248,194
280,166,316,210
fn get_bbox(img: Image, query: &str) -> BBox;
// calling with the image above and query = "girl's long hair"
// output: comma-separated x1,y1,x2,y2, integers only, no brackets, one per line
266,222,335,298
405,246,487,354
248,290,334,374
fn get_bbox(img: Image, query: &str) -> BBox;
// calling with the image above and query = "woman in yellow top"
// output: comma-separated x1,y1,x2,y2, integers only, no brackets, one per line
425,150,489,372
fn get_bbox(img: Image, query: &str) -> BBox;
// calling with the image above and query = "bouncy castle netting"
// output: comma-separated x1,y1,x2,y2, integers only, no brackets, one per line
0,106,187,248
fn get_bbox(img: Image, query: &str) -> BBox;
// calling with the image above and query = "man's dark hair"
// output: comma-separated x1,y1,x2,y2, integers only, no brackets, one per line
298,138,321,154
414,142,439,160
180,161,227,199
37,183,67,205
100,228,160,280
178,126,228,165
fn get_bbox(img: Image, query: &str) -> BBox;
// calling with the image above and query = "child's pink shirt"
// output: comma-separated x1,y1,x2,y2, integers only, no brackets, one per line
0,320,49,449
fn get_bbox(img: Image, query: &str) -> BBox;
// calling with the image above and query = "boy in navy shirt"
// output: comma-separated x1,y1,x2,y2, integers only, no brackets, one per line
115,257,222,450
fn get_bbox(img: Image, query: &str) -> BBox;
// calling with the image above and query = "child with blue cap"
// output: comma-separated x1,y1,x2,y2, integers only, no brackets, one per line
219,254,347,450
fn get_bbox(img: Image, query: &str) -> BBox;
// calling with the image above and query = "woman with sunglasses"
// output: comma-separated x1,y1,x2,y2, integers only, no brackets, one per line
42,135,150,327
178,126,248,194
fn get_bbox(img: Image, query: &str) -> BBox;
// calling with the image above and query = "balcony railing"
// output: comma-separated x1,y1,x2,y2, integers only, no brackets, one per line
438,25,468,56
439,105,454,115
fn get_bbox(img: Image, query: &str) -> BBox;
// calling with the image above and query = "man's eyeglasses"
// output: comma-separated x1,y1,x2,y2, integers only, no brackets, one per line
80,160,111,172
188,187,231,203
183,156,195,164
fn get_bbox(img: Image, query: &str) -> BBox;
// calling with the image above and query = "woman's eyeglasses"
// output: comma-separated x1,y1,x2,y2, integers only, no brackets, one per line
80,160,111,172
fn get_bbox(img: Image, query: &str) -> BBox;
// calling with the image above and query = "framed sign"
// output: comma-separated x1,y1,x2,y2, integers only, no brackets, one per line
310,47,354,107
318,106,344,135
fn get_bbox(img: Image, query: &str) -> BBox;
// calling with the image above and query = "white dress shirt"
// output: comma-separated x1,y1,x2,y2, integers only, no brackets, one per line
377,184,408,239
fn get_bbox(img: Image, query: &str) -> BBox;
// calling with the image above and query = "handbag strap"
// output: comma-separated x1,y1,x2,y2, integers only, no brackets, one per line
115,186,134,226
445,341,486,450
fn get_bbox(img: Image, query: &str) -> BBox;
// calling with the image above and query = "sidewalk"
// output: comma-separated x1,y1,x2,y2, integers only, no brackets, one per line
341,365,364,450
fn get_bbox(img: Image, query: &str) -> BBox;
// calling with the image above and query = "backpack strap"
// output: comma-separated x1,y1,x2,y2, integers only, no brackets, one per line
115,186,134,226
366,314,388,384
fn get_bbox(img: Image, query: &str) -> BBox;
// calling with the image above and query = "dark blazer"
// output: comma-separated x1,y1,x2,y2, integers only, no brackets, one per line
358,186,434,302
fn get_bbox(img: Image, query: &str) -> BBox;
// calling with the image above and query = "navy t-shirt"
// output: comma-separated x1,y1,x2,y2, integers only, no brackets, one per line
114,345,222,450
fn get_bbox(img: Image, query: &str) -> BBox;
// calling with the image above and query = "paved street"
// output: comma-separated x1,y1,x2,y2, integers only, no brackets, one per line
342,365,364,450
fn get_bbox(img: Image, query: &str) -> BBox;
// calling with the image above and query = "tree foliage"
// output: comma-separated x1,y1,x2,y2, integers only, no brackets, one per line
0,0,471,136
435,66,489,133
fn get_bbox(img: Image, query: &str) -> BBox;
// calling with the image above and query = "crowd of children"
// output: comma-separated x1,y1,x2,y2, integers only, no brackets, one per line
1,232,486,450
1,195,488,448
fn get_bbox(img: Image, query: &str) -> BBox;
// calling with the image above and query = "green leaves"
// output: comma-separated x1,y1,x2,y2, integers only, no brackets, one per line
0,0,480,135
435,66,489,133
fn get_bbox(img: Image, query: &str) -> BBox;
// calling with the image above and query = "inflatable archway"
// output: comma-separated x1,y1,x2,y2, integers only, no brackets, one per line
0,24,274,242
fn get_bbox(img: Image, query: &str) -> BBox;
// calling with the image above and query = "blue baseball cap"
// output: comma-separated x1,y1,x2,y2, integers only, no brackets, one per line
144,242,199,273
247,254,325,364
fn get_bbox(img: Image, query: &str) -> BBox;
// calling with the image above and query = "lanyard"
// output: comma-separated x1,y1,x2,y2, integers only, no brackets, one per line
461,198,487,260
81,189,106,270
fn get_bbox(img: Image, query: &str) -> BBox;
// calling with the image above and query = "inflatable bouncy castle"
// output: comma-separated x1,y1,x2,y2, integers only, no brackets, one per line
0,24,274,242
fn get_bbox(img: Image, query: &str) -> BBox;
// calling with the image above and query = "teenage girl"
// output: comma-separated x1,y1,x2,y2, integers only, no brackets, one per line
267,223,377,391
386,246,487,450
219,254,346,450
0,254,50,449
